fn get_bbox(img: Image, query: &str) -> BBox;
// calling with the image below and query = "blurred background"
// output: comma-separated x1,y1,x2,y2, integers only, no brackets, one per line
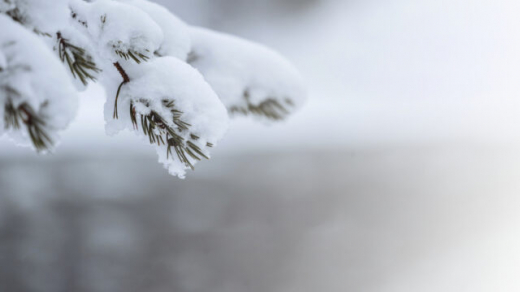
2,0,520,291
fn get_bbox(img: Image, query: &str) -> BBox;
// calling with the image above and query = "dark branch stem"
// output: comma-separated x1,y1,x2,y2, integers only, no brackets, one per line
113,62,130,119
113,62,130,83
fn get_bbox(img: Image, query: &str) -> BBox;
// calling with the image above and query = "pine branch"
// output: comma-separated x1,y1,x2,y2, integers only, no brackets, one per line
230,98,290,121
112,62,130,119
228,90,291,121
4,97,20,130
4,98,53,151
57,32,101,86
1,39,55,151
5,7,25,26
114,49,150,64
130,99,213,170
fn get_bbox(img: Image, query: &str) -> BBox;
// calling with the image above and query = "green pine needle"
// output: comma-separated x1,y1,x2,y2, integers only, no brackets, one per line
129,100,213,170
230,91,292,121
4,99,53,151
114,49,150,64
57,33,101,86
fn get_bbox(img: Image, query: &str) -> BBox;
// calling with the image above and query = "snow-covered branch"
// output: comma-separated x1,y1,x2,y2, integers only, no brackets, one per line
0,0,306,178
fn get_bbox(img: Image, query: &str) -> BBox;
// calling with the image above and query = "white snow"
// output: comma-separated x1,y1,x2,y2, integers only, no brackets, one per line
1,0,70,33
0,14,78,151
70,0,164,62
118,0,191,60
188,27,307,120
0,1,15,13
104,57,229,178
123,57,228,142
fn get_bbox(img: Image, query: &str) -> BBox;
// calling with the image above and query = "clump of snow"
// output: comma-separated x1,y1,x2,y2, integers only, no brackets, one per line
70,0,163,62
117,0,191,60
123,57,228,141
104,57,228,178
188,27,307,120
1,0,70,33
0,14,78,150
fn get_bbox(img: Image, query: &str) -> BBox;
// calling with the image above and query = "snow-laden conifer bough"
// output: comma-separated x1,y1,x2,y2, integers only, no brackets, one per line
0,0,307,178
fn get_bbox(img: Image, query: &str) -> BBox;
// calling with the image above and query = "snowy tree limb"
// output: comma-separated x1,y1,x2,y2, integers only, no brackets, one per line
0,0,306,178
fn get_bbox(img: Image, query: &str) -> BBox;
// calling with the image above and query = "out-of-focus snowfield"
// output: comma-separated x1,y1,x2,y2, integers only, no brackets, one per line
2,0,520,291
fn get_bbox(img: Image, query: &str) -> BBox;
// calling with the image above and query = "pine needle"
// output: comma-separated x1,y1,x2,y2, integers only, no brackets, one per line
129,100,213,170
57,32,101,86
230,91,292,121
114,49,150,64
4,99,53,151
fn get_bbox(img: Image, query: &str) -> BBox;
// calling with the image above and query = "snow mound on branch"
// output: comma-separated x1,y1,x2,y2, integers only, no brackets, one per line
104,57,229,178
118,0,191,60
188,27,307,121
70,0,163,62
0,15,78,150
123,57,229,142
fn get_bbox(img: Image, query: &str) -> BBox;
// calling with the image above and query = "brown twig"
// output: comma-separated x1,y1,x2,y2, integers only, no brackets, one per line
113,62,130,119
